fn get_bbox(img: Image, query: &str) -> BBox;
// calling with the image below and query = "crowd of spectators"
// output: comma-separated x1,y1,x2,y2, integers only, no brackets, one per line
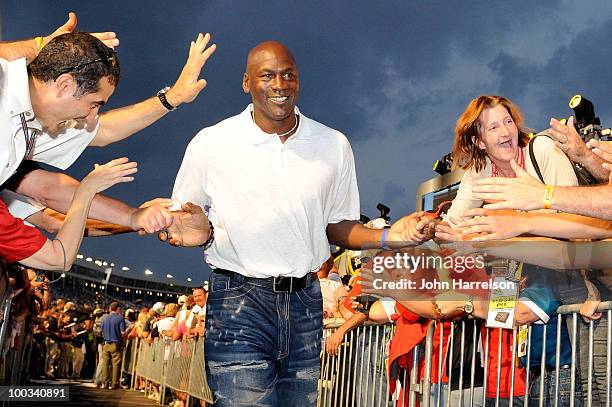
0,260,207,406
315,95,611,407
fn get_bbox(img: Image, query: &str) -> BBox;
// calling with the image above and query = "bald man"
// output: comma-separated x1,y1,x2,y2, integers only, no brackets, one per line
170,41,431,405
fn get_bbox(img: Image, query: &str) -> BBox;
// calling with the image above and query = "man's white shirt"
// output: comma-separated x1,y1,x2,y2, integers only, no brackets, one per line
172,105,360,278
0,57,98,215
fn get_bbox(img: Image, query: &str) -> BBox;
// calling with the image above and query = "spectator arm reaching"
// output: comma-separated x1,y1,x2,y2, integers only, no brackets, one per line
91,33,216,147
13,169,173,234
473,159,612,220
325,312,367,355
458,208,612,241
0,12,118,63
20,158,136,271
326,212,433,250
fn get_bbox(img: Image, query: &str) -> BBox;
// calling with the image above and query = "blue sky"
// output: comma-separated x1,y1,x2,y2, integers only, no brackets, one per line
2,1,611,285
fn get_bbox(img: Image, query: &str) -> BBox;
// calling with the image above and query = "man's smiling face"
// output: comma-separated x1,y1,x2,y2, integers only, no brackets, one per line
242,42,299,133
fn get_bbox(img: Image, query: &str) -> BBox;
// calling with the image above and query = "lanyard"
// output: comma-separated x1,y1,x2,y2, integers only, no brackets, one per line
19,113,37,158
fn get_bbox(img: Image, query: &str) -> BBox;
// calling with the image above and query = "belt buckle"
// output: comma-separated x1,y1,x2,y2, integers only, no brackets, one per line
273,277,293,293
273,277,283,293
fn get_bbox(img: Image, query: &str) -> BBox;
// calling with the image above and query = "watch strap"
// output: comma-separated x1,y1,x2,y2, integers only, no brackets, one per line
157,87,176,111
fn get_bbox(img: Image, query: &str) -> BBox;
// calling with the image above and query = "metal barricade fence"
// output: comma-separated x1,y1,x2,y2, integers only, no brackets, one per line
316,301,611,407
132,336,213,405
418,301,612,407
186,337,214,403
164,339,193,394
89,301,611,406
119,337,139,389
318,322,400,407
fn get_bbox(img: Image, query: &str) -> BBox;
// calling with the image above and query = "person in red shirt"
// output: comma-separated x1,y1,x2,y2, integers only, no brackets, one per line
0,158,136,270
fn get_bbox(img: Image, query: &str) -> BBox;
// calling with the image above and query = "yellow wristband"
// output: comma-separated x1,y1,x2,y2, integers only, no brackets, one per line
543,185,555,209
34,36,44,51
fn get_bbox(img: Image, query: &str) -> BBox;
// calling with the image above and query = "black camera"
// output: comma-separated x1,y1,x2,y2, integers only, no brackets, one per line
569,94,611,142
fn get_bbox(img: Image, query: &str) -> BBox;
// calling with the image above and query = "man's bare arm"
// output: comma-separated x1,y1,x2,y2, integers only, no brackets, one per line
13,168,173,233
326,221,383,250
91,33,216,147
26,208,132,236
473,159,612,220
0,12,118,63
21,158,136,271
458,209,612,240
547,185,612,220
327,213,434,250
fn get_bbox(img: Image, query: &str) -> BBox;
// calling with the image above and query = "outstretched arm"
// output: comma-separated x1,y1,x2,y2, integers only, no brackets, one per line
457,208,612,241
26,208,132,236
91,33,216,147
0,12,118,63
13,168,173,233
326,212,433,250
472,158,612,220
21,158,137,270
325,312,367,355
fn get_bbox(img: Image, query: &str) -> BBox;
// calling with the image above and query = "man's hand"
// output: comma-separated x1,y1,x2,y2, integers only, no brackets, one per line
587,139,612,164
548,117,589,163
386,211,433,247
130,203,174,234
81,158,137,194
456,208,529,241
588,139,612,184
434,221,464,243
161,202,211,247
165,33,217,108
44,12,120,49
472,159,545,211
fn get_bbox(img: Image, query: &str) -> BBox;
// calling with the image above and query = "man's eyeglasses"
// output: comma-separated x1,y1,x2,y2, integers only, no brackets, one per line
55,51,117,78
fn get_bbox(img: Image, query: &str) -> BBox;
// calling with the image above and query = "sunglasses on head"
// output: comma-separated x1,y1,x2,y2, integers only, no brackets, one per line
55,49,117,79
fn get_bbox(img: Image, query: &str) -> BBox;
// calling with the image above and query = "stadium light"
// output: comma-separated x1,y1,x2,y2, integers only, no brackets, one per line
122,266,129,271
76,254,83,259
145,269,153,275
166,274,174,279
187,277,192,282
86,257,92,262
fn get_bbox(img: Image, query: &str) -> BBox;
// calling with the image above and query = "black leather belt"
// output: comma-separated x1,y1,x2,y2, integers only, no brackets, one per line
214,268,317,293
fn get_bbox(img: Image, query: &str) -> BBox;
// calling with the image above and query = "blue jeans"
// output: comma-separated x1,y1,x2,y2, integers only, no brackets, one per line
204,271,323,406
528,367,583,407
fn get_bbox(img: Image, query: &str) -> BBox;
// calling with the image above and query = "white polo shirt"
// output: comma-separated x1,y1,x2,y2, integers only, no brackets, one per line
172,105,360,278
0,57,98,187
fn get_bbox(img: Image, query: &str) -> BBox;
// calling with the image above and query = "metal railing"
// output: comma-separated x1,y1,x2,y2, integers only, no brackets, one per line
317,301,612,407
129,336,214,405
1,298,609,406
